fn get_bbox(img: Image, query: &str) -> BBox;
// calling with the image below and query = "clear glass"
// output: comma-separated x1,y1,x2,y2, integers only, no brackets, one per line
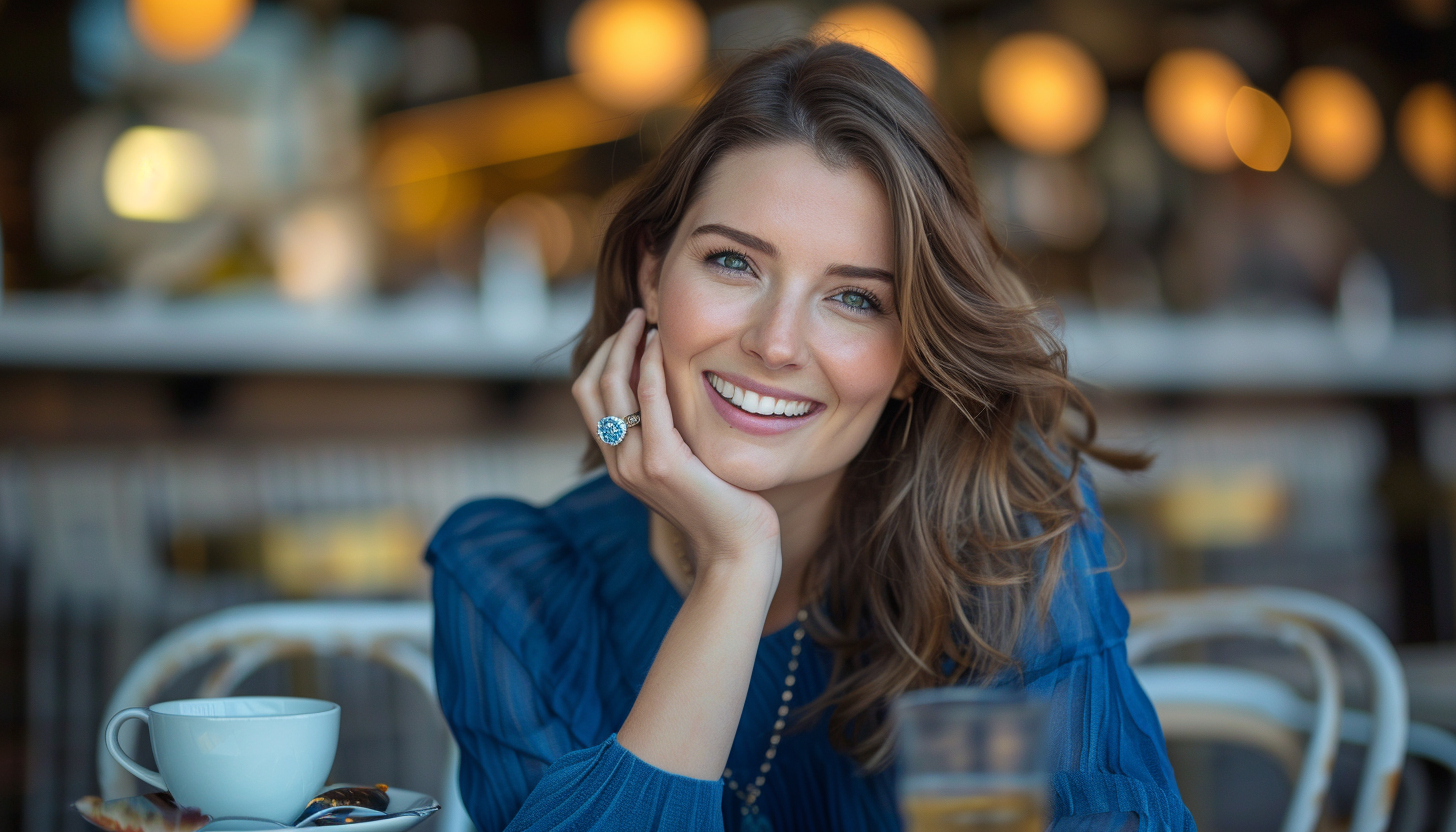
894,688,1050,832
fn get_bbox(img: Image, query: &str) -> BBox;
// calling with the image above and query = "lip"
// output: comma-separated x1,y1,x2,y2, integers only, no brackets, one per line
702,372,824,436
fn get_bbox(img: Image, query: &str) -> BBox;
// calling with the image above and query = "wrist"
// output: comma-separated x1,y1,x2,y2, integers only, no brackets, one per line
691,547,780,603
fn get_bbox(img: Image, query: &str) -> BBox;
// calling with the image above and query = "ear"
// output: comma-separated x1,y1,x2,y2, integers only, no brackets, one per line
636,249,663,325
890,369,919,401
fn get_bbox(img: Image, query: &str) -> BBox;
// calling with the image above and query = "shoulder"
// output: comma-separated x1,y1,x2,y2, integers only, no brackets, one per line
1015,466,1131,681
426,472,645,611
428,471,638,567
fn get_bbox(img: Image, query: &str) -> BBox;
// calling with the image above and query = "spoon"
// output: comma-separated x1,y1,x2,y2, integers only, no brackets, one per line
196,806,387,831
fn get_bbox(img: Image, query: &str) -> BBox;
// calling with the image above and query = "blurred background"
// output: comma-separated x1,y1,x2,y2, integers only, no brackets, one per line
0,0,1452,830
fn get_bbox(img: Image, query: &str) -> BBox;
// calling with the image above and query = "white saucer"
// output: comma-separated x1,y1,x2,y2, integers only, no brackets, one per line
77,784,441,832
200,784,440,830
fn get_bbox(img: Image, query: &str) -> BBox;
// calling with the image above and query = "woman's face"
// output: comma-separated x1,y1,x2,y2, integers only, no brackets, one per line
639,142,915,493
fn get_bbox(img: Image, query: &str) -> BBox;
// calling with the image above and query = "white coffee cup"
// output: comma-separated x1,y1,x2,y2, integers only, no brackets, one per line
104,696,340,823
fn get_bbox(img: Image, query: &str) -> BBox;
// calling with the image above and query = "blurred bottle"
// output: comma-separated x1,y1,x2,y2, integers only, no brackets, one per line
479,219,549,342
1337,250,1395,361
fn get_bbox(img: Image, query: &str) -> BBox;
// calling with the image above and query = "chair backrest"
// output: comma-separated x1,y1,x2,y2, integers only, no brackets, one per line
1127,587,1409,832
96,601,472,832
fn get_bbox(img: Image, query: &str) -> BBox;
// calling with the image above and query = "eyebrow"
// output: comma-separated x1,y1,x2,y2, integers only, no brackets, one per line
690,223,895,284
690,223,777,257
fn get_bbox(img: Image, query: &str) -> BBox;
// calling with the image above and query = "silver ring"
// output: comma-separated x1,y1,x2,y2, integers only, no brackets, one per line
596,412,640,446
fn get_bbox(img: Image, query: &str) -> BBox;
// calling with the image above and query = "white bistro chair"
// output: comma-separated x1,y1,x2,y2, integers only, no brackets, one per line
1125,587,1456,832
96,601,472,832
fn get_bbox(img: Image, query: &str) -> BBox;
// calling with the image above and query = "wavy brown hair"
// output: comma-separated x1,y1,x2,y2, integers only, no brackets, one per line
572,39,1145,770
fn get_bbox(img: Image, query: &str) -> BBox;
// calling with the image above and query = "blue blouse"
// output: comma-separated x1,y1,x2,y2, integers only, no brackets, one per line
427,472,1195,832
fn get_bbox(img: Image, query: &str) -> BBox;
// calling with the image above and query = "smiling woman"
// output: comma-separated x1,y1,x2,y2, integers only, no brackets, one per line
427,39,1194,832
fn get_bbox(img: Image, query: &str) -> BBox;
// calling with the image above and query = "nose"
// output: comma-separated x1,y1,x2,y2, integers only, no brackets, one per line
740,291,809,371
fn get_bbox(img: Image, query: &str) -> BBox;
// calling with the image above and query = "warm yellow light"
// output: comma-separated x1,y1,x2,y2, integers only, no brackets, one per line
567,0,708,111
1226,86,1291,172
978,33,1105,156
1282,67,1384,186
128,0,252,64
103,126,215,222
1396,82,1456,197
1145,49,1248,172
813,3,936,93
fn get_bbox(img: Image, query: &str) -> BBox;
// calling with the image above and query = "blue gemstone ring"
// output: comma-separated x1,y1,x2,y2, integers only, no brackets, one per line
596,412,640,446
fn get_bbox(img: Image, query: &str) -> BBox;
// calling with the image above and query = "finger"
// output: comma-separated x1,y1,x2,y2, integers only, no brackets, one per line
572,330,620,432
599,309,646,424
634,328,675,469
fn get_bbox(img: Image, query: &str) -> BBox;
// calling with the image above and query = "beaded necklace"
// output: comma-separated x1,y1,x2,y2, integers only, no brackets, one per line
674,542,804,832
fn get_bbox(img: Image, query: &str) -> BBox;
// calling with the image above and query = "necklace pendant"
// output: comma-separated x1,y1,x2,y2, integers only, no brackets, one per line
741,813,773,832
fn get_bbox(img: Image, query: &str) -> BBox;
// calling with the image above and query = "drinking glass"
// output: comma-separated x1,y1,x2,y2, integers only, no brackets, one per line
894,688,1050,832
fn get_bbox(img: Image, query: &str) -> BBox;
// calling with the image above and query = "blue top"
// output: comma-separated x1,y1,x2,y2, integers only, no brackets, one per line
427,472,1195,832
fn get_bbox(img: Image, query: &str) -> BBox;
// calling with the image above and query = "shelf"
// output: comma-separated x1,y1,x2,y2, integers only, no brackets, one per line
0,290,589,378
1061,313,1456,394
1,292,1454,392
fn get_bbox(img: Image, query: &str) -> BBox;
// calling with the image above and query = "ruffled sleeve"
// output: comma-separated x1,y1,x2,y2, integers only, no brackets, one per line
1017,474,1198,832
428,496,725,832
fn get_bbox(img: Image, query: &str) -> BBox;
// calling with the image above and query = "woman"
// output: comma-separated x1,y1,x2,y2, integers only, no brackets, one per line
428,40,1194,832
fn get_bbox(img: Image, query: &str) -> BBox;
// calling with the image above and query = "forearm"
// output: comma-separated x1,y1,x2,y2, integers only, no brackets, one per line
616,553,778,779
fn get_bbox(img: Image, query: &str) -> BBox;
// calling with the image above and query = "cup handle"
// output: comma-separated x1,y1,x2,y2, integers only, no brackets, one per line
104,707,167,791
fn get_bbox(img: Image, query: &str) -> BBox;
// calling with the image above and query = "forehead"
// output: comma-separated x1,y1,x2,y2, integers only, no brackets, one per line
684,143,894,268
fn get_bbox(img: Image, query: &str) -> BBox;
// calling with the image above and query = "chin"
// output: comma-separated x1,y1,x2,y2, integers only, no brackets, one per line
693,441,800,493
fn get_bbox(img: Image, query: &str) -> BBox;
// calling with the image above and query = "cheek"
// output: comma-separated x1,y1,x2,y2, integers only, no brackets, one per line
814,325,904,410
654,271,747,380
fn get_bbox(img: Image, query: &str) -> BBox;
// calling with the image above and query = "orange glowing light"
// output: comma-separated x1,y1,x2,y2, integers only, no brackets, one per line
128,0,253,64
374,137,449,234
1145,49,1248,172
567,0,708,111
1396,82,1456,197
372,77,641,186
1282,67,1384,186
978,33,1106,156
1226,87,1291,172
813,3,936,93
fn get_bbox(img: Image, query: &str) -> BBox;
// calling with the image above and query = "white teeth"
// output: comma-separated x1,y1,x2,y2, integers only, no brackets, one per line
707,373,812,418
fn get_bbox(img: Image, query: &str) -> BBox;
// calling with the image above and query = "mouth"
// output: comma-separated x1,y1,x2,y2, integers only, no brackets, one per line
701,371,824,437
705,371,822,418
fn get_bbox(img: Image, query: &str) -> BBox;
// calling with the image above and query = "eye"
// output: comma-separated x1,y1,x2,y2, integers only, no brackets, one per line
831,289,883,314
707,250,752,273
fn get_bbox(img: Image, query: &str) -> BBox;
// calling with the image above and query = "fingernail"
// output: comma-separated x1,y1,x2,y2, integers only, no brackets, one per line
645,328,658,344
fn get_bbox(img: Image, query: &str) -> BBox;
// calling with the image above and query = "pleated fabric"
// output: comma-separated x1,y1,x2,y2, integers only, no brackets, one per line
428,472,1196,832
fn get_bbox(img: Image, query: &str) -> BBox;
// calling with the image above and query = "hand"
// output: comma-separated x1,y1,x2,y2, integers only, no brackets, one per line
571,309,781,580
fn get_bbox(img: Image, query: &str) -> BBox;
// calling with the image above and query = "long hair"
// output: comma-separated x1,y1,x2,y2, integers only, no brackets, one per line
571,39,1146,770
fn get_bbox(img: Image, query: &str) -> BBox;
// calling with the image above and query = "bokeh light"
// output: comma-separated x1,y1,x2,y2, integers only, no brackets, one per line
1282,67,1384,186
1226,86,1291,172
127,0,253,64
1396,81,1456,197
1145,48,1248,173
567,0,708,111
103,126,216,222
978,32,1106,156
813,3,936,93
275,200,371,305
